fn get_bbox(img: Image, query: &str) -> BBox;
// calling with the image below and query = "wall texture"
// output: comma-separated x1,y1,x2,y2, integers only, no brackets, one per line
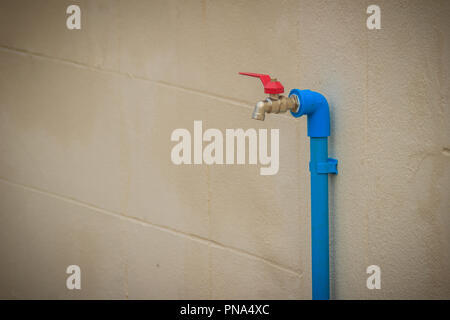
0,0,449,299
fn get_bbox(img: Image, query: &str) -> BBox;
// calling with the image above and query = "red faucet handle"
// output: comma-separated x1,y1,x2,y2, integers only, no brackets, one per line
239,72,284,94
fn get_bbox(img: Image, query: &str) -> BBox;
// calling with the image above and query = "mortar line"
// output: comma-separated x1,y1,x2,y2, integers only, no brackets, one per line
1,47,242,114
0,176,303,278
0,45,298,122
0,45,245,104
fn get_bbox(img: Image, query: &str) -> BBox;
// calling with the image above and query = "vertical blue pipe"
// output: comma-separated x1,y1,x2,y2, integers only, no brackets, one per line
290,89,336,300
310,137,329,300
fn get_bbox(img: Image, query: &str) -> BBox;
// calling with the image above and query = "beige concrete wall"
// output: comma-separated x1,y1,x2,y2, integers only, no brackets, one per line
0,0,448,299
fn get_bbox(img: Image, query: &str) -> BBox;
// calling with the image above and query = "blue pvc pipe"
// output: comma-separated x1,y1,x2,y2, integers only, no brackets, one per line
289,89,336,300
310,137,329,300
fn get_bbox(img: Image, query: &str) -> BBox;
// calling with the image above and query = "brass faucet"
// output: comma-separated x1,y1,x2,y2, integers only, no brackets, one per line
239,73,299,121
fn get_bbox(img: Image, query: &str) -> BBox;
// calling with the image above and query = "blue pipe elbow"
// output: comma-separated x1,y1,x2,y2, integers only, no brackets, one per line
289,89,330,137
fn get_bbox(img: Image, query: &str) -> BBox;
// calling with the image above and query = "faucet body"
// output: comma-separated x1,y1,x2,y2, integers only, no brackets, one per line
252,94,299,121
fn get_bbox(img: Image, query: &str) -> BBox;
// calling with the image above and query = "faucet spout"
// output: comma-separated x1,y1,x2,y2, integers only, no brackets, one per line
252,101,267,121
